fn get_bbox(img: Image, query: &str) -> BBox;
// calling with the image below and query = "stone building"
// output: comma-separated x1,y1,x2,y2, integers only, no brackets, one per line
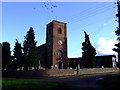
36,20,68,69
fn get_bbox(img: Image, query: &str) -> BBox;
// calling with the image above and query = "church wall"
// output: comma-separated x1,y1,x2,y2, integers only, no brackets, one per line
36,44,47,68
3,68,119,77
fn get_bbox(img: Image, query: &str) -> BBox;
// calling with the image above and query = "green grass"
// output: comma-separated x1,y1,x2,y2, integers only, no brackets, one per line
98,75,120,89
0,78,2,90
50,75,71,79
2,79,63,90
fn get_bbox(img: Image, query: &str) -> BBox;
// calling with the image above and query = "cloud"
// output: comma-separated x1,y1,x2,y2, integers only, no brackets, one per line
95,37,117,56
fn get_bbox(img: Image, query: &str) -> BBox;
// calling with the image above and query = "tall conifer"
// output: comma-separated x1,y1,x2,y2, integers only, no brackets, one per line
82,31,96,68
13,39,23,69
2,42,11,70
23,27,37,70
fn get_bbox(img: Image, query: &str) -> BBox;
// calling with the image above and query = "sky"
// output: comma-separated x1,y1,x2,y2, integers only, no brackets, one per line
1,0,119,58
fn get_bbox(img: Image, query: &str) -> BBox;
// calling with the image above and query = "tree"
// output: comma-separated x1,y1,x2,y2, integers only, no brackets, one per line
113,0,120,69
0,43,2,69
23,27,37,70
13,39,23,70
113,38,120,68
2,42,11,70
82,31,96,68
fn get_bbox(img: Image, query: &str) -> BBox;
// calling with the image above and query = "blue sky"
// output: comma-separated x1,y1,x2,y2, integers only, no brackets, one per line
2,1,118,57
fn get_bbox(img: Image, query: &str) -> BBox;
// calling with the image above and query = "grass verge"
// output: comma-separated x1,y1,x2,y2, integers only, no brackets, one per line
2,79,63,90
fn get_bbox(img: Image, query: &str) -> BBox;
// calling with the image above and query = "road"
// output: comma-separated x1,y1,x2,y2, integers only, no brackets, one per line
3,73,119,90
60,73,120,90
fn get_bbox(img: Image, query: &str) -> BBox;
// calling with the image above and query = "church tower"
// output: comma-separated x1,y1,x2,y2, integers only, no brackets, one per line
46,20,68,69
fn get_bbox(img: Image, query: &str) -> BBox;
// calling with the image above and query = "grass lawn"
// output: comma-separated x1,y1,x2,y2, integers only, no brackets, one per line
98,74,120,90
2,79,63,90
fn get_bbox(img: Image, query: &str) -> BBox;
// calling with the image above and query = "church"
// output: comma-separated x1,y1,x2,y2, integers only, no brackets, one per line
36,20,68,69
36,20,117,69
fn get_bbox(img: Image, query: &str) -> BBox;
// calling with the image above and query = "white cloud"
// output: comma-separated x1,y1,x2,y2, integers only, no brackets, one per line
96,37,117,55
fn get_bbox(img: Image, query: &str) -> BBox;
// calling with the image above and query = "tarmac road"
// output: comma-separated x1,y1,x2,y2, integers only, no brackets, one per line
3,73,120,90
61,73,120,90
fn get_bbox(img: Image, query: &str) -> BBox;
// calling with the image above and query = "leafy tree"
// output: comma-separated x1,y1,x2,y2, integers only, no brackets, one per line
13,39,23,70
113,1,120,68
23,27,37,70
82,31,96,68
2,42,11,70
113,28,120,68
0,43,2,69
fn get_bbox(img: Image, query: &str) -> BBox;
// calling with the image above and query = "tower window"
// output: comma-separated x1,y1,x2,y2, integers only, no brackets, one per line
58,28,62,34
58,50,62,59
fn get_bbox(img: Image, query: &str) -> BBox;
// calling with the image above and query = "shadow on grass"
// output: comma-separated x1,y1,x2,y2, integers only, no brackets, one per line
2,79,64,90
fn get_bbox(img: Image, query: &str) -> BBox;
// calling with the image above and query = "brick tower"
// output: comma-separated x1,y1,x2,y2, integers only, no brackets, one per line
46,20,68,69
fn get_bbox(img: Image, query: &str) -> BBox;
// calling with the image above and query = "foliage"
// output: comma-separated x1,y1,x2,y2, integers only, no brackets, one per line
23,27,37,70
113,28,120,52
82,31,96,68
68,59,80,69
13,39,23,70
0,43,2,69
113,28,120,68
2,42,11,70
113,1,120,68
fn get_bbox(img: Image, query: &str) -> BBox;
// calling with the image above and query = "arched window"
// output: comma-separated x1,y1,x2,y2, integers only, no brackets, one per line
57,50,62,59
57,50,63,69
58,28,62,34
